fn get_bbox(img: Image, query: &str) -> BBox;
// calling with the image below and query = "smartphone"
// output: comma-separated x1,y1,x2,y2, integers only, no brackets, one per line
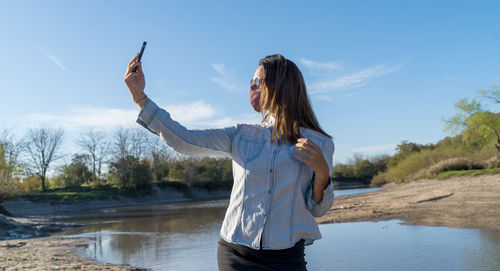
132,41,147,72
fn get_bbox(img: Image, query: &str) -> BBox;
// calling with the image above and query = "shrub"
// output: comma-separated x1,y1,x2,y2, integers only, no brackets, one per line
0,176,23,203
165,157,232,184
370,172,390,187
20,175,42,192
482,156,500,168
411,157,484,180
333,154,390,184
0,142,23,203
373,143,497,183
54,154,93,188
108,156,153,190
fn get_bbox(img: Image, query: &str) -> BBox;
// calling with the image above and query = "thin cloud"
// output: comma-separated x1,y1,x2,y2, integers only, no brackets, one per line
315,95,334,101
22,101,259,132
308,63,402,95
34,45,70,72
23,107,138,131
167,101,217,125
351,143,397,154
15,101,260,170
211,64,242,92
300,58,342,71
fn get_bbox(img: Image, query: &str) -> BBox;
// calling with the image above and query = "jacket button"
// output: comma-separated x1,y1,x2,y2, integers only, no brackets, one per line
267,189,271,193
269,169,273,172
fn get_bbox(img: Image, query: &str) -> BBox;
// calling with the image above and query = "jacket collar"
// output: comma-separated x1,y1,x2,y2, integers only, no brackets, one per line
261,114,275,128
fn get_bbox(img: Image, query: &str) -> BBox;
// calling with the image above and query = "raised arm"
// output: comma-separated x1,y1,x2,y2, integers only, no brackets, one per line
124,53,237,158
136,98,237,157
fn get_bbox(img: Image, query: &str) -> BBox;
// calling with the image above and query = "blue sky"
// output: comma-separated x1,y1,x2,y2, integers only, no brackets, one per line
1,0,499,166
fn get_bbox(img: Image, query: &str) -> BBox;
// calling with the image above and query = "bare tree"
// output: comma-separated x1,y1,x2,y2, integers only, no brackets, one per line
23,126,64,191
131,128,148,160
76,129,110,184
113,127,133,159
112,127,148,160
144,132,173,181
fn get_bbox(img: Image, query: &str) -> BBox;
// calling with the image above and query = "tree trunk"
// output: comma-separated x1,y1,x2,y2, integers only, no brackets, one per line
41,175,46,192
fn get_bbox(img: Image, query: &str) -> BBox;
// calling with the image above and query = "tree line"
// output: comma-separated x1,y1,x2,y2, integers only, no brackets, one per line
0,126,232,203
1,86,499,202
333,86,500,186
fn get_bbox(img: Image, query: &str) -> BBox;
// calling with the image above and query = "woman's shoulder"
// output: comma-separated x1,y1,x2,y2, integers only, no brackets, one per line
235,123,270,142
300,127,334,147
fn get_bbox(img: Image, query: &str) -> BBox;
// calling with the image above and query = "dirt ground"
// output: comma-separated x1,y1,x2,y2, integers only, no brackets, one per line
317,173,500,229
0,237,149,270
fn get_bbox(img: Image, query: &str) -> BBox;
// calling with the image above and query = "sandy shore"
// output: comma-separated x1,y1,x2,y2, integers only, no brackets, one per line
317,173,500,229
0,237,149,270
0,187,229,270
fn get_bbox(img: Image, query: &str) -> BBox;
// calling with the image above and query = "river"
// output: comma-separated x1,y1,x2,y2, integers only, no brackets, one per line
51,188,500,271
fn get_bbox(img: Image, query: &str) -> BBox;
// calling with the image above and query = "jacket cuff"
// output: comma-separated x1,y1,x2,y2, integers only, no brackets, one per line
306,173,334,209
137,98,160,125
136,98,160,134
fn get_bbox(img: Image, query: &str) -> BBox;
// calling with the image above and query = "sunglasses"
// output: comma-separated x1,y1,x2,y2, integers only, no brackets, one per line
250,77,264,89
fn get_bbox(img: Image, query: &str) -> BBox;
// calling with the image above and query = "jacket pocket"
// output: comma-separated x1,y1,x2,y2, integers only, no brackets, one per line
238,135,265,163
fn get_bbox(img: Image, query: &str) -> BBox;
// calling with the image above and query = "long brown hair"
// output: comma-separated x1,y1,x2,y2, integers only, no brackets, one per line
258,54,332,144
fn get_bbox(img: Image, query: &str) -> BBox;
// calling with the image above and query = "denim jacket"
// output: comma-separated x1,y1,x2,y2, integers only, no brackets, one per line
136,99,335,250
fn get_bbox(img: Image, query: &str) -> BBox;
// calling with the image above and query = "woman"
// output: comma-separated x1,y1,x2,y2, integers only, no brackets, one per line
124,53,335,271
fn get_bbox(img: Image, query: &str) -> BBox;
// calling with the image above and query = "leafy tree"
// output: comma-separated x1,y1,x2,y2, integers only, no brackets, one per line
108,155,152,190
0,128,23,179
333,154,390,184
443,88,500,151
387,141,427,168
55,154,92,188
163,156,233,184
0,142,22,203
478,85,500,104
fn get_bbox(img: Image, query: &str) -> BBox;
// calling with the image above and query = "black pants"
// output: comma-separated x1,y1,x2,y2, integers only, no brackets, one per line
217,238,307,271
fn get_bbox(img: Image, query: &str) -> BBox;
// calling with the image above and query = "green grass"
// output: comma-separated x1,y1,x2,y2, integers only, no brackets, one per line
22,179,234,204
24,184,127,203
433,167,500,179
25,190,118,204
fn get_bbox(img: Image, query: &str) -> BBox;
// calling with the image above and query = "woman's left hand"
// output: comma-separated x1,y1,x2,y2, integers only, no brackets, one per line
293,138,330,190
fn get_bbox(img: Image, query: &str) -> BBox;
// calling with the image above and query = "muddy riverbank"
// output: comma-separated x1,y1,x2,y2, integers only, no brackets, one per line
318,173,500,229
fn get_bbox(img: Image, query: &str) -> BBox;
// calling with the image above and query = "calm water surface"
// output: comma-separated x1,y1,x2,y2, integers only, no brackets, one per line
52,188,500,271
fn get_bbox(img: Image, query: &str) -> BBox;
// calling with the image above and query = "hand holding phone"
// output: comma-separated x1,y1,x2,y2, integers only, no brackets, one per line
132,41,147,72
124,41,148,108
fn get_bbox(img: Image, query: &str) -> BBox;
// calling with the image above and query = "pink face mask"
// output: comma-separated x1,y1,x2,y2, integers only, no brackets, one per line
249,77,263,112
249,87,262,112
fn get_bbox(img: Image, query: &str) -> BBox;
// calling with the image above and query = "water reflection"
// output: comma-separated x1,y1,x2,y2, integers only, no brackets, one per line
52,192,500,271
53,200,228,269
308,221,500,271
